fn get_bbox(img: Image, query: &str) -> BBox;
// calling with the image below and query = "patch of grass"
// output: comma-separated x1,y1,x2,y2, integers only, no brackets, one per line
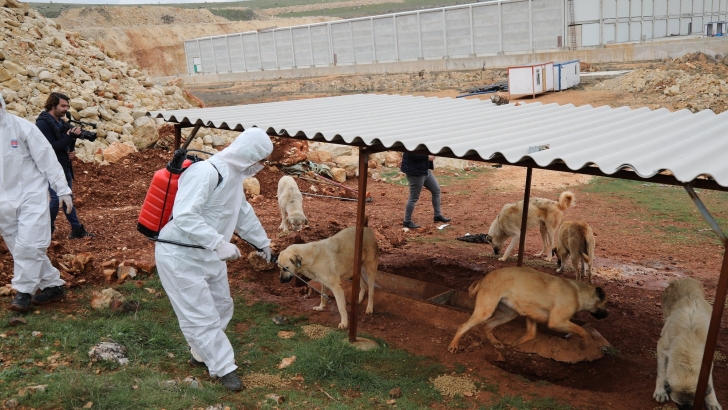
485,395,572,410
209,8,257,21
284,332,444,407
583,177,728,246
601,346,620,357
278,0,475,18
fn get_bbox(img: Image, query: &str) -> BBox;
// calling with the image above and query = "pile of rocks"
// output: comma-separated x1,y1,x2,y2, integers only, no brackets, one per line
591,52,728,114
0,1,239,165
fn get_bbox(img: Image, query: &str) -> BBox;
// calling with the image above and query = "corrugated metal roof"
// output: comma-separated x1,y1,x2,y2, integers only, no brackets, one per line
149,94,728,188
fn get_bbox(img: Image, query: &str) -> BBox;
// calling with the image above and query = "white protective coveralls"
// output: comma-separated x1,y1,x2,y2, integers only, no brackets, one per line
155,127,273,377
0,93,71,294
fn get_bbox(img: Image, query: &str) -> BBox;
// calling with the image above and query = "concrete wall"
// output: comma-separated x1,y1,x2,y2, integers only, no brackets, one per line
167,37,728,85
184,0,566,76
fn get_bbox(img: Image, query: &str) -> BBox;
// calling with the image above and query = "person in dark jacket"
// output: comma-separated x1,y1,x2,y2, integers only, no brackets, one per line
36,92,94,239
400,152,451,229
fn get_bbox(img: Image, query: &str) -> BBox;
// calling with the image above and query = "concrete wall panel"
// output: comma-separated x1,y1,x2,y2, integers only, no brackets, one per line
310,26,331,66
396,14,420,60
352,19,375,63
227,35,245,72
420,11,446,59
373,17,397,62
501,1,530,53
472,3,501,54
331,23,354,64
445,7,472,57
292,27,313,67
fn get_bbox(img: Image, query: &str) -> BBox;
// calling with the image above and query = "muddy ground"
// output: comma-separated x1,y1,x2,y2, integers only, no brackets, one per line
3,55,728,409
1,148,726,409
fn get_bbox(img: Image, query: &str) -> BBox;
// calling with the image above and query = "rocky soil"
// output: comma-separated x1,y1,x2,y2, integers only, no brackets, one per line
0,1,247,165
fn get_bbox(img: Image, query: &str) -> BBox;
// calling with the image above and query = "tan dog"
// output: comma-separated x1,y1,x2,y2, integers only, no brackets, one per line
278,224,379,329
553,220,595,282
277,175,308,232
653,278,721,410
484,191,575,262
448,266,607,353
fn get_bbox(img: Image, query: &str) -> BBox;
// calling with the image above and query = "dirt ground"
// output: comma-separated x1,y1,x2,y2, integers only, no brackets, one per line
3,55,728,409
1,148,725,409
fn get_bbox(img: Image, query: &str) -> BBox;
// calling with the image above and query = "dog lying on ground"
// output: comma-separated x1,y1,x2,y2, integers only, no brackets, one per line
484,191,575,262
277,175,308,232
553,220,595,282
277,221,379,329
653,278,722,410
447,266,607,353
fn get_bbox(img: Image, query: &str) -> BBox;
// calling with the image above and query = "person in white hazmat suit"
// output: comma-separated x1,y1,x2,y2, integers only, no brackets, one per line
0,92,74,312
155,127,274,391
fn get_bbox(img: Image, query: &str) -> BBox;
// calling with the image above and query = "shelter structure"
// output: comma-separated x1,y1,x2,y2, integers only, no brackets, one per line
150,94,728,410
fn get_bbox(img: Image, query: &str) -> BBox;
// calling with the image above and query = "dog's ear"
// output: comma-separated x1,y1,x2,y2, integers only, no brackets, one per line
595,287,606,301
483,234,492,244
293,254,302,268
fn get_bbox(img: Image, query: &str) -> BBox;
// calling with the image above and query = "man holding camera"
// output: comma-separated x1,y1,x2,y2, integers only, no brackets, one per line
36,92,94,239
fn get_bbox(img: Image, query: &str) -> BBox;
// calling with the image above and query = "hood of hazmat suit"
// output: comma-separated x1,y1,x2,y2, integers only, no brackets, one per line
157,127,273,260
0,92,71,205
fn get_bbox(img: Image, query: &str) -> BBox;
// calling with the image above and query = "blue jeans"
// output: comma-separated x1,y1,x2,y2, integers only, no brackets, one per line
49,168,82,230
404,170,443,223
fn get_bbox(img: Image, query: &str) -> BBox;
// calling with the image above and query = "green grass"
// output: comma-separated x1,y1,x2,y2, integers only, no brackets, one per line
582,177,728,246
3,276,577,409
278,0,476,18
209,8,257,21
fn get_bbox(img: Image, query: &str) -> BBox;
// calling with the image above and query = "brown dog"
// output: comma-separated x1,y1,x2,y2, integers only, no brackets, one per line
553,220,595,282
653,278,721,410
485,191,575,262
278,224,379,329
448,267,607,353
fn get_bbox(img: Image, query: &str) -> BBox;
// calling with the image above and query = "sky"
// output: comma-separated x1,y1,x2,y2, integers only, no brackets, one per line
27,0,249,4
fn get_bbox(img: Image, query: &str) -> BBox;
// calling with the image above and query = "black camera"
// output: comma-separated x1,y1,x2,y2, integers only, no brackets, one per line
63,112,98,142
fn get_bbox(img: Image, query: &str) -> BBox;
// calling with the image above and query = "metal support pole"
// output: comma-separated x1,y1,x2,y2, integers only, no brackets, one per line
308,26,315,67
517,167,533,266
694,245,728,410
684,184,727,245
469,5,475,56
443,9,448,58
371,17,377,62
173,123,182,150
256,32,263,70
417,12,423,59
290,29,296,68
350,21,356,64
240,34,247,72
349,147,370,343
683,181,728,409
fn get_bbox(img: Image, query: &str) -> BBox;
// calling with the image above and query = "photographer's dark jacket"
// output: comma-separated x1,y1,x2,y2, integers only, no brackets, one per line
36,111,75,176
400,152,434,176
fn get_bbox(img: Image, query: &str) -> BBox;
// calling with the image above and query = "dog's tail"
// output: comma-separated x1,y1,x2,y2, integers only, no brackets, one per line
558,191,576,211
468,279,482,298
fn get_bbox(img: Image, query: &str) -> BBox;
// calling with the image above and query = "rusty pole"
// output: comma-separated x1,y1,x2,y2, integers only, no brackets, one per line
349,147,369,343
517,166,533,267
173,124,182,150
693,243,728,410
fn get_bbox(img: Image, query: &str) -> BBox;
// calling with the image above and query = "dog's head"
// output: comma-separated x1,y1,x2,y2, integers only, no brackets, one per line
485,218,508,255
587,286,608,319
663,339,709,410
287,214,308,232
277,247,303,284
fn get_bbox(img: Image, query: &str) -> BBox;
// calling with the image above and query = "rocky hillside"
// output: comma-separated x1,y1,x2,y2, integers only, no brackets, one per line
0,0,243,165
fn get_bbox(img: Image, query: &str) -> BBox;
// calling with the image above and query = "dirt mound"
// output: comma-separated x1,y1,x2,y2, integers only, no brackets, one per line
591,52,728,113
55,6,230,29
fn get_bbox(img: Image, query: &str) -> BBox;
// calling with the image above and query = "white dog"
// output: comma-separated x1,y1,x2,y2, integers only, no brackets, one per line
653,278,722,410
484,191,575,262
277,175,308,232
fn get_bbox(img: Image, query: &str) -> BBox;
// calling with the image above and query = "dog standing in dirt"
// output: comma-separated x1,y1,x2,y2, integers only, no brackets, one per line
277,222,379,329
653,278,722,410
553,220,595,282
448,266,607,353
277,175,308,232
484,191,575,262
